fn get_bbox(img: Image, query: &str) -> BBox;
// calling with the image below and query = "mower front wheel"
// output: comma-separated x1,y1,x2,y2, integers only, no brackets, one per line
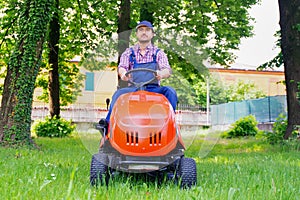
90,153,109,186
179,157,197,188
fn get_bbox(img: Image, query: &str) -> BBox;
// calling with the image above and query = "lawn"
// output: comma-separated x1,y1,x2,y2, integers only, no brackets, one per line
0,131,299,200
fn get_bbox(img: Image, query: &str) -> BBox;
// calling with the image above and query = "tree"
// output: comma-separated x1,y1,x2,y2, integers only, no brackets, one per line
177,76,266,106
37,0,120,115
117,0,131,89
0,0,54,146
161,70,199,106
48,0,60,118
0,1,20,95
278,0,300,139
225,79,266,102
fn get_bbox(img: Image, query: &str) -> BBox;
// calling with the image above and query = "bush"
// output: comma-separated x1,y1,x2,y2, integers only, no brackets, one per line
266,113,287,144
223,115,259,138
33,116,76,138
260,113,299,145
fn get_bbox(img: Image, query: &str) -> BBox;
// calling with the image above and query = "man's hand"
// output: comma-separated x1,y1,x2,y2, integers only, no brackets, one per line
156,68,171,80
119,68,130,81
120,72,130,81
156,70,163,80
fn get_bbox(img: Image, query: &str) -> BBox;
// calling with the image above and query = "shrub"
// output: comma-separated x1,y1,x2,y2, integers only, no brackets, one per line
266,113,287,144
33,116,76,138
261,113,299,145
223,115,259,138
273,113,287,136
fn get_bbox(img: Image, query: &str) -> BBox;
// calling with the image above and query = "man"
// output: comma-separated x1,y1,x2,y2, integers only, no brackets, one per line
98,20,177,133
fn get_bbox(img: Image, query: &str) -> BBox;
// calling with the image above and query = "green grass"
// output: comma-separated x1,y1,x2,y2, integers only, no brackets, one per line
1,133,300,200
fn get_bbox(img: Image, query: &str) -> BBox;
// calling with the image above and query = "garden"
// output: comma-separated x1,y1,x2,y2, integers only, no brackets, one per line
1,116,300,199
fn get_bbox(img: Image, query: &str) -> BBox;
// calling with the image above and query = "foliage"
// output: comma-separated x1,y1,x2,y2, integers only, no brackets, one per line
203,75,229,105
33,0,120,105
35,61,84,106
222,115,259,138
225,79,266,102
161,70,199,105
131,0,259,66
258,30,282,70
258,52,283,70
194,76,267,106
167,73,266,106
257,113,299,145
272,113,288,140
193,75,231,106
32,116,75,138
0,0,20,92
1,0,260,100
76,0,259,105
1,0,120,106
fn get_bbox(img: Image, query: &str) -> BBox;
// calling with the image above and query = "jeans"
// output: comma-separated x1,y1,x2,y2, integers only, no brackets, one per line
105,85,177,123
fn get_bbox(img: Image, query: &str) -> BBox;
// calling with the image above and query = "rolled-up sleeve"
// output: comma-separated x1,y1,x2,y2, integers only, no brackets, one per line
118,48,132,71
157,50,172,74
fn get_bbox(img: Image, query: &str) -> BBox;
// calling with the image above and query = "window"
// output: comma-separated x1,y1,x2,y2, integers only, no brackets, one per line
85,72,94,91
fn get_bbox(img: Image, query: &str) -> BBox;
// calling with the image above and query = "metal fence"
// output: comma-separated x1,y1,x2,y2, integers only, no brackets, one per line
31,105,108,122
210,95,287,125
30,103,209,125
177,104,207,112
6,96,287,127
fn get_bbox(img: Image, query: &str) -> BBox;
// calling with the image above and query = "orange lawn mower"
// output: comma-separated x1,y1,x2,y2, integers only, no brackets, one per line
90,68,197,188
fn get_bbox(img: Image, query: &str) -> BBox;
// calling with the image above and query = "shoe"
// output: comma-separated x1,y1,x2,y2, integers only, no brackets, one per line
96,118,108,135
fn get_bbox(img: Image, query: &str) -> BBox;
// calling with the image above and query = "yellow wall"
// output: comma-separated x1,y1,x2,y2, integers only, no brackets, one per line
76,68,118,108
210,68,286,96
31,68,118,109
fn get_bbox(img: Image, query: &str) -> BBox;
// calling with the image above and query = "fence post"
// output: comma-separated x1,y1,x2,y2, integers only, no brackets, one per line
248,100,251,115
268,96,271,122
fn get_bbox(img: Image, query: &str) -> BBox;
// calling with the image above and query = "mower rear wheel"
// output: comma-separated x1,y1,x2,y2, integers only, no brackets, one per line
179,157,197,188
90,153,109,186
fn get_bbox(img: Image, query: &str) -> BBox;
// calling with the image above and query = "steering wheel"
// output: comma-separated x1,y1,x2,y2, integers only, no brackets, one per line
125,68,157,88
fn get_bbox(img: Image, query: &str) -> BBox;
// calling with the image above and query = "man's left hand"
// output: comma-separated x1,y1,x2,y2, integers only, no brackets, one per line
156,70,163,80
156,69,171,80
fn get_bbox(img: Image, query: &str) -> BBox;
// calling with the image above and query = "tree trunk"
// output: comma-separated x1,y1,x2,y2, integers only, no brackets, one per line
48,0,60,118
0,0,53,146
278,0,300,139
117,0,131,89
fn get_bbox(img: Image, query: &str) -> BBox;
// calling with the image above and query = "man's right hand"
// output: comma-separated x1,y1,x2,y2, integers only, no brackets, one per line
119,68,130,81
121,72,131,81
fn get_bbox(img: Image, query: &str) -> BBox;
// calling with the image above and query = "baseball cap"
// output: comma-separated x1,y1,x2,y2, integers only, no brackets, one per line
136,20,154,30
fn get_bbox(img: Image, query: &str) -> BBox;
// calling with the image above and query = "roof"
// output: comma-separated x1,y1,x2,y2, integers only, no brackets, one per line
204,60,284,72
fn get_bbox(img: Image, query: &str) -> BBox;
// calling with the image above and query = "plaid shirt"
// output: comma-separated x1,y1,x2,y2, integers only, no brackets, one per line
118,44,171,73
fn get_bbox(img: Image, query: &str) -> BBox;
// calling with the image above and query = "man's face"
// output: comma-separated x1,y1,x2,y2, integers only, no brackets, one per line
136,26,154,43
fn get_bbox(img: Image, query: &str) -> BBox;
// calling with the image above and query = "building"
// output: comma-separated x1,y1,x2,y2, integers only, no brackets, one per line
208,63,286,96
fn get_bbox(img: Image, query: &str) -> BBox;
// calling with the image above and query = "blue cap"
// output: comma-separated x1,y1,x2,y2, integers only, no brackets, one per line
136,21,154,30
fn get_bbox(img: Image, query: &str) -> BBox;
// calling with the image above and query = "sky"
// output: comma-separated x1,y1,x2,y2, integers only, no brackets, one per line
234,0,280,67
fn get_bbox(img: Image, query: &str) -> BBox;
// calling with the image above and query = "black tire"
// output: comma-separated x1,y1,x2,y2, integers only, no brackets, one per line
178,157,197,189
90,153,109,186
